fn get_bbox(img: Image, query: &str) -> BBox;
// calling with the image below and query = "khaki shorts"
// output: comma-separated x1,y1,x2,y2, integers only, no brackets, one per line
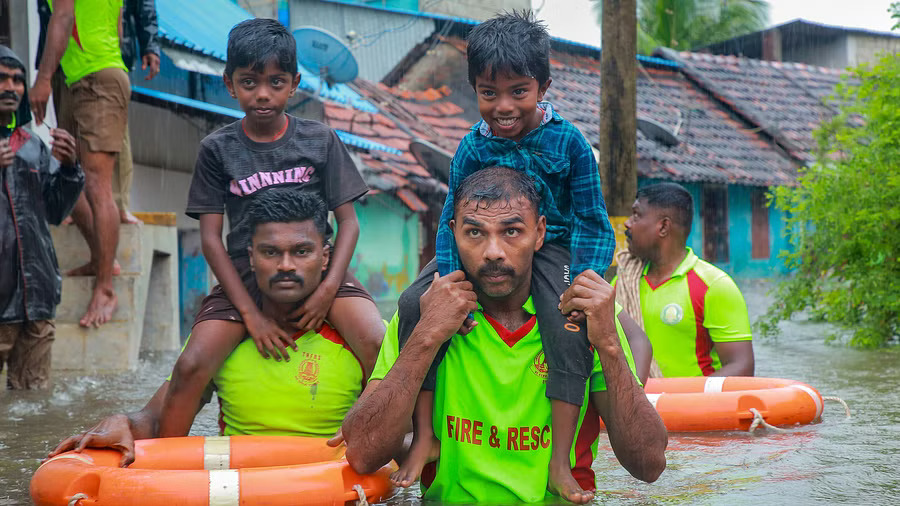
113,125,133,210
0,320,55,390
56,67,130,153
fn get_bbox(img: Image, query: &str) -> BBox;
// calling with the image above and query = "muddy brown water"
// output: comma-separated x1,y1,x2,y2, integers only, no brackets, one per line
2,280,898,505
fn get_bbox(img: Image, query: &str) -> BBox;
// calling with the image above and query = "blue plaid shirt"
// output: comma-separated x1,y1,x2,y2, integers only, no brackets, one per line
436,102,615,278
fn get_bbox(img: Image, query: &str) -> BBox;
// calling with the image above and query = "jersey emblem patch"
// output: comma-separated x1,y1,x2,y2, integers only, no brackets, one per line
296,358,320,385
660,303,684,325
530,351,549,381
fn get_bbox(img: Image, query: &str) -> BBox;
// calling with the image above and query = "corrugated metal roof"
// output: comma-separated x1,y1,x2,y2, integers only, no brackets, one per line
132,85,398,155
335,130,403,155
156,0,377,113
156,0,251,60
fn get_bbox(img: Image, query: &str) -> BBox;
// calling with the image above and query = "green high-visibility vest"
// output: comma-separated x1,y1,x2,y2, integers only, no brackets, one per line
49,0,127,85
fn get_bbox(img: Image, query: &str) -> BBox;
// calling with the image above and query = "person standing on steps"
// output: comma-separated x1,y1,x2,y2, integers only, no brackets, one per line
31,0,131,328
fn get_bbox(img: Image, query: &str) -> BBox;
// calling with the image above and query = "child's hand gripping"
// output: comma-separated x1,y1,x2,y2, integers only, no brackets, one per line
244,309,298,362
288,281,338,333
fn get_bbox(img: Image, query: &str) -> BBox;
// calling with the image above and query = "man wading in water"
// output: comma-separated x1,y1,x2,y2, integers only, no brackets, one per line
615,183,754,378
48,191,370,461
341,167,668,503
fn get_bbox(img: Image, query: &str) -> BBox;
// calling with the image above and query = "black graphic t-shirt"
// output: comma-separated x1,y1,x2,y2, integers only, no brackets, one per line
186,115,368,260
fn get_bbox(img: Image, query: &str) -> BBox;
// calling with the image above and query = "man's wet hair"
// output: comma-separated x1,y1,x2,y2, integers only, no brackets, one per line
454,166,541,216
0,57,24,74
246,188,328,242
637,183,694,232
466,11,551,88
225,18,297,78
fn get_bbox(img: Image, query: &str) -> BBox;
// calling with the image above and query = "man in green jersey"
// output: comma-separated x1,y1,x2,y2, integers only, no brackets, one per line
32,0,131,328
342,167,667,503
620,182,754,378
47,191,367,466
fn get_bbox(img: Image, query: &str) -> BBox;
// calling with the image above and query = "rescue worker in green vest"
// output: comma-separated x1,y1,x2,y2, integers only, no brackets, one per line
47,190,366,466
616,182,755,378
341,167,668,503
31,0,130,328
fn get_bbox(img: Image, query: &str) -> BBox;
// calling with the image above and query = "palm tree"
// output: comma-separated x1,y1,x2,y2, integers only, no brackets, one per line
593,0,770,55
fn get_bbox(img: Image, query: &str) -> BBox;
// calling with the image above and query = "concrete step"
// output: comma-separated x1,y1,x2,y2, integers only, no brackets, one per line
50,223,144,275
55,275,142,324
49,214,182,372
53,322,141,372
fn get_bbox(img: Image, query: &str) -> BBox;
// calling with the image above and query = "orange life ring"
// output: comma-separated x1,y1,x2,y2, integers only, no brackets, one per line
599,376,824,432
31,436,396,505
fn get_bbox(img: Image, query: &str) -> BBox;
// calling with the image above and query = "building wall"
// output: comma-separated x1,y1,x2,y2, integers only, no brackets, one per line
848,34,900,67
424,0,530,21
289,0,436,81
725,185,790,278
351,193,420,316
782,35,850,68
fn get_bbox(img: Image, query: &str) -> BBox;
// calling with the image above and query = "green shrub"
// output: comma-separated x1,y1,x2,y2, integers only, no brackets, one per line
758,53,900,348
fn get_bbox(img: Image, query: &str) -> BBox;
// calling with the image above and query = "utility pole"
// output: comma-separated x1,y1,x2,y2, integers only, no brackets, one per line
599,0,637,218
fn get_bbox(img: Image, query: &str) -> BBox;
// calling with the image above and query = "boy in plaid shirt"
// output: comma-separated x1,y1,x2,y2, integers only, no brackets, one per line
393,12,615,504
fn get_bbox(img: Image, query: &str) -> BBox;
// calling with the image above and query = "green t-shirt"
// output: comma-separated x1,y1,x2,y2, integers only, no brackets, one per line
176,324,364,437
49,0,127,85
617,248,752,377
371,298,638,503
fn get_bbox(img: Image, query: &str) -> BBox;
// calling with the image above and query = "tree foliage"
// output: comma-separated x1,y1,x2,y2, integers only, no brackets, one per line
758,53,900,348
592,0,770,55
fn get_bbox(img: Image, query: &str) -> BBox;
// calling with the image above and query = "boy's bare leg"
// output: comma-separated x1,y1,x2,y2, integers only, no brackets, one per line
158,319,247,437
77,149,120,328
391,389,439,488
548,399,594,504
327,296,385,379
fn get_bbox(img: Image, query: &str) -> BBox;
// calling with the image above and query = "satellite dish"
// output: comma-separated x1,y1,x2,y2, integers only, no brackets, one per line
293,27,359,89
409,139,453,182
637,117,679,147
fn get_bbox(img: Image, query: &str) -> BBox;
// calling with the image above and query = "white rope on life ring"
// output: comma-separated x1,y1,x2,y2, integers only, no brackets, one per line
67,493,89,506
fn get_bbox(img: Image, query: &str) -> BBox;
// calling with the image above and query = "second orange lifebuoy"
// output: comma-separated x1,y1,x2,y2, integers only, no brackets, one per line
31,435,396,506
600,376,824,432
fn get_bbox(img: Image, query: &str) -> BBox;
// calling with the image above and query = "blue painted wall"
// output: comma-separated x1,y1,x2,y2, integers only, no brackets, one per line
726,185,791,278
638,178,791,278
178,230,211,341
351,194,421,317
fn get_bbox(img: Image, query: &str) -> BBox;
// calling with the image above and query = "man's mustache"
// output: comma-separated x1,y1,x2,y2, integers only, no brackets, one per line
269,272,304,287
624,229,632,240
478,262,515,278
0,91,19,102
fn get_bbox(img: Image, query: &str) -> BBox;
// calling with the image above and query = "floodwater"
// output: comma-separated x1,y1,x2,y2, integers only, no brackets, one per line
1,280,898,505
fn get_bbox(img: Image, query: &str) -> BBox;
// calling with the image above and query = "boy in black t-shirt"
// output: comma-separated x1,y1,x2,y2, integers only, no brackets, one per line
158,19,385,436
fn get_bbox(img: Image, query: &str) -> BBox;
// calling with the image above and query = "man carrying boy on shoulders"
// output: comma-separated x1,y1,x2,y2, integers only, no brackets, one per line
392,12,651,503
342,168,667,503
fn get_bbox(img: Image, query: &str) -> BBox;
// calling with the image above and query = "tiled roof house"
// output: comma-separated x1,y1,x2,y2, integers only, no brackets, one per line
383,34,847,277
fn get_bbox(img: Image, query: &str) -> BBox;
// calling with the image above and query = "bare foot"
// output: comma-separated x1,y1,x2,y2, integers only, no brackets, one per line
390,436,439,488
79,288,118,328
548,460,594,504
66,260,122,277
119,209,141,225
